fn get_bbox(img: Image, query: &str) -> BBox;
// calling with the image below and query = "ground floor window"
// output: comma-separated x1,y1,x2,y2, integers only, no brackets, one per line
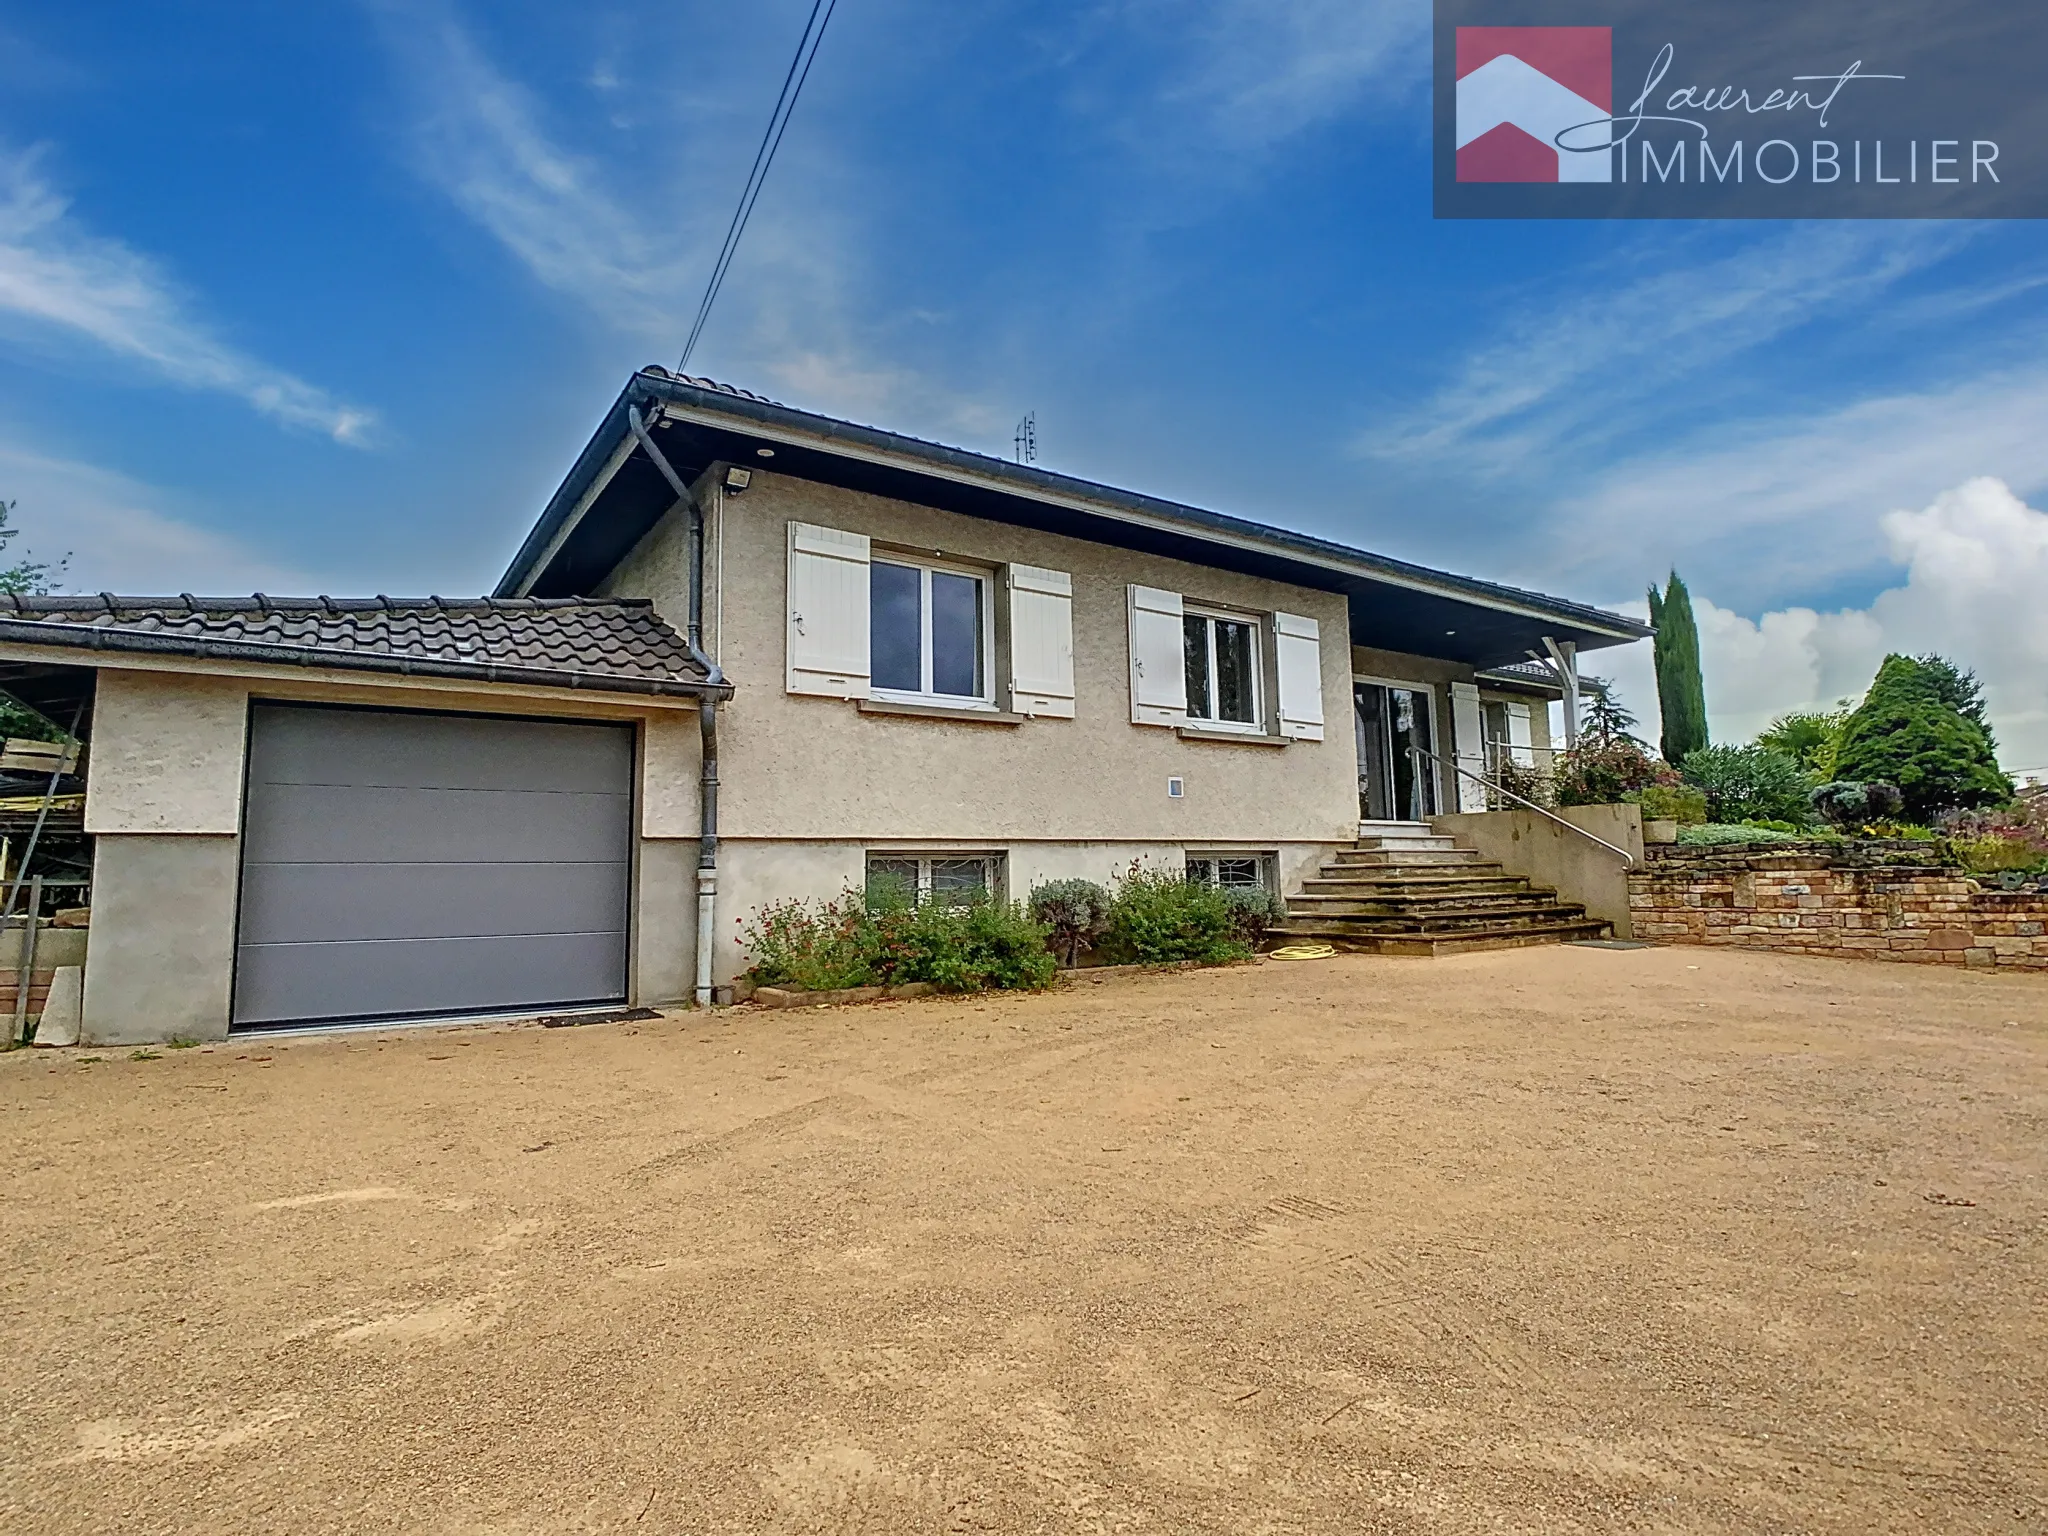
1186,853,1273,890
866,852,1003,906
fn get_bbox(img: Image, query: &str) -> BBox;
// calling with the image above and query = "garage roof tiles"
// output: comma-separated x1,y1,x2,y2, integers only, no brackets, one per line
0,594,723,699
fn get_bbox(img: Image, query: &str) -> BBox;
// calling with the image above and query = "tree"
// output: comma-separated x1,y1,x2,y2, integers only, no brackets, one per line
1647,571,1708,766
1912,654,1993,733
1758,708,1850,779
1577,675,1644,750
1833,654,2009,822
0,499,59,595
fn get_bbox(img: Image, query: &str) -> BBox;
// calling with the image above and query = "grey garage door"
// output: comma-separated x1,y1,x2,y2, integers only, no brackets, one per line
233,704,634,1028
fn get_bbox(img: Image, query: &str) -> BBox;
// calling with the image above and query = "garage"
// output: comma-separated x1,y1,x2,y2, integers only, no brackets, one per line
232,703,635,1029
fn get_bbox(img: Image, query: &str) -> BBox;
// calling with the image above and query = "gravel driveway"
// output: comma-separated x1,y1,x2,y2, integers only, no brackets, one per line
2,945,2044,1533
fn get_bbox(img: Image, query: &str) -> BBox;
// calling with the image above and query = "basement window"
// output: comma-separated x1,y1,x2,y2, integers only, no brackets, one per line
1186,853,1272,890
866,852,1004,906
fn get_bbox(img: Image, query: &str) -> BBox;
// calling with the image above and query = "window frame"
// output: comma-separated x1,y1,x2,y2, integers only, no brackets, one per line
864,851,1006,906
1186,851,1276,890
868,551,997,710
1181,604,1266,734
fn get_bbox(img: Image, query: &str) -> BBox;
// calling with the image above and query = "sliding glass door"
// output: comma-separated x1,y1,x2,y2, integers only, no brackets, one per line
1354,682,1439,821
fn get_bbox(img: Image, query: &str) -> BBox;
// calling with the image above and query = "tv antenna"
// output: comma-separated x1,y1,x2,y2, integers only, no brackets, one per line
1013,411,1037,465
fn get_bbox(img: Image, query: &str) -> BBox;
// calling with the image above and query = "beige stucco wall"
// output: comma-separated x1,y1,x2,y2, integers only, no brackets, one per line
607,470,1359,846
82,834,241,1044
45,655,707,1040
600,469,1362,982
85,670,251,834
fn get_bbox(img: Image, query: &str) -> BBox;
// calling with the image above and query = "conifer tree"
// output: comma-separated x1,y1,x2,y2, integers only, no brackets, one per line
1647,571,1708,766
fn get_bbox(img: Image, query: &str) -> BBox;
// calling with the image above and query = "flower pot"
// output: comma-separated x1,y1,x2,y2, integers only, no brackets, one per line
1644,818,1679,845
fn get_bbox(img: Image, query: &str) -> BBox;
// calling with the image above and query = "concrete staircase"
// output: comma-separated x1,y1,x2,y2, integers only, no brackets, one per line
1268,824,1612,957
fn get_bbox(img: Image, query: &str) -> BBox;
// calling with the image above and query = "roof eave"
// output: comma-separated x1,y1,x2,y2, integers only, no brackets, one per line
501,370,1653,647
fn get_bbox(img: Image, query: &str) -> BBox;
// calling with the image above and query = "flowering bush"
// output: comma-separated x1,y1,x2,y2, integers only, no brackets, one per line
1552,739,1675,807
1940,796,2048,877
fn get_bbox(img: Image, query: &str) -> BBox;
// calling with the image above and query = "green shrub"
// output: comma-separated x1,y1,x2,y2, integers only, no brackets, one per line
1759,709,1849,778
740,889,1055,994
1950,834,2048,876
1101,866,1248,966
915,896,1057,992
1220,885,1286,949
1680,744,1814,825
1810,779,1905,830
1834,654,2010,821
1553,739,1674,806
1029,879,1111,967
1635,783,1708,824
1675,823,1817,847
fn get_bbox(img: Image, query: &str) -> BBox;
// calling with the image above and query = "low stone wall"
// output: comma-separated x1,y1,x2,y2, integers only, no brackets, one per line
1628,841,2048,970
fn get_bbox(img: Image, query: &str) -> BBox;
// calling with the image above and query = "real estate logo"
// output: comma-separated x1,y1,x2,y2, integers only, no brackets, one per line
1455,27,1612,183
1433,0,2047,219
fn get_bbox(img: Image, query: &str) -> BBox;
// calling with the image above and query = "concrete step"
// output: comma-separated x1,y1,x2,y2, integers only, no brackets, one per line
1268,918,1613,956
1351,834,1459,853
1314,864,1524,884
1288,890,1566,916
1274,904,1591,937
1310,875,1530,898
1356,820,1440,841
1335,847,1486,867
1301,870,1513,894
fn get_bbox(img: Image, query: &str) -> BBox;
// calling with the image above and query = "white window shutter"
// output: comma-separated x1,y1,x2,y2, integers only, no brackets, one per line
1007,564,1075,718
786,522,870,698
1505,701,1536,767
1127,585,1186,726
1273,612,1325,741
1450,681,1487,812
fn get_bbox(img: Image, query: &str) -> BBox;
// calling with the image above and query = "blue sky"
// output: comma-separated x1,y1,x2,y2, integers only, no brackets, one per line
3,2,2046,769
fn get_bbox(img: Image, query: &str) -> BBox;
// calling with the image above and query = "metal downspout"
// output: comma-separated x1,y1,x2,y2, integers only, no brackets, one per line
627,406,723,1006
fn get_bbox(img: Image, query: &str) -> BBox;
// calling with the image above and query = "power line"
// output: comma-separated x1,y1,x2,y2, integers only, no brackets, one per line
678,0,841,373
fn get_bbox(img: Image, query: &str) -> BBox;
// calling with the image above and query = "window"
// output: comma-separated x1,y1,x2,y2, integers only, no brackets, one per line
871,557,989,703
1182,609,1261,729
1187,853,1271,889
866,853,1002,906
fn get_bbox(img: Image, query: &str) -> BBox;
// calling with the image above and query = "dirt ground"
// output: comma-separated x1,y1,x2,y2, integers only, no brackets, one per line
1,946,2045,1535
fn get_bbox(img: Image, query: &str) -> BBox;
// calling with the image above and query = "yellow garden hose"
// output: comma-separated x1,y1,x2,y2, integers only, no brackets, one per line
1268,942,1337,961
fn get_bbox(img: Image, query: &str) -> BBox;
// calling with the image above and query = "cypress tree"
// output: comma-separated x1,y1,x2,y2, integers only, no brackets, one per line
1648,571,1708,766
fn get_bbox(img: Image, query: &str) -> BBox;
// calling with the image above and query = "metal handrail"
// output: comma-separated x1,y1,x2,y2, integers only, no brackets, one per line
1408,743,1636,868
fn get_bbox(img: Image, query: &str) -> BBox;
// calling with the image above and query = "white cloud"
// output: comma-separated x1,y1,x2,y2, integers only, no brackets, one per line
1595,477,2048,775
1154,0,1427,150
0,441,312,593
1370,223,1973,472
378,6,993,439
1551,361,2048,609
0,148,375,445
391,12,691,340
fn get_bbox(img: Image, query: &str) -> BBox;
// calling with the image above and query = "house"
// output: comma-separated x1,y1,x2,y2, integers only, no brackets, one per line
0,368,1646,1043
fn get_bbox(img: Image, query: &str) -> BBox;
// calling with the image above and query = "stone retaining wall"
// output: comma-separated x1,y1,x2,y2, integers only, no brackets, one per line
1628,841,2048,971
